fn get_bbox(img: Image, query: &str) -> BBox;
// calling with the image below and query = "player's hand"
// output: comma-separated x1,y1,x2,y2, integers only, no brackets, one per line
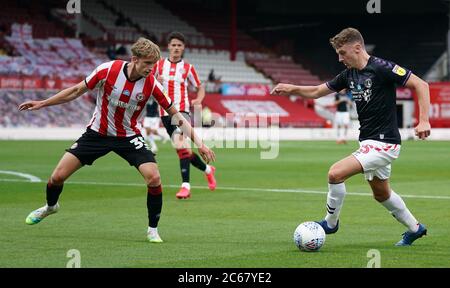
198,144,215,164
414,121,431,140
157,75,164,83
270,83,294,96
18,100,45,111
191,98,202,106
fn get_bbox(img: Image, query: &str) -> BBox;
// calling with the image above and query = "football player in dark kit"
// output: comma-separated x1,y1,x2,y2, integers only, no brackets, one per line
271,28,431,246
334,90,352,144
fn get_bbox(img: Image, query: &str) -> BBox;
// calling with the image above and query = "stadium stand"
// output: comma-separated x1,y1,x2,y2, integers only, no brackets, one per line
0,0,69,39
158,0,263,52
202,94,326,128
103,0,213,46
157,0,324,85
180,49,271,84
247,55,321,85
0,90,94,127
1,24,107,77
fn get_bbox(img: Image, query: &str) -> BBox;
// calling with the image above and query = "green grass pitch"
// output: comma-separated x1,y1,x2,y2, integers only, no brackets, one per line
0,140,449,268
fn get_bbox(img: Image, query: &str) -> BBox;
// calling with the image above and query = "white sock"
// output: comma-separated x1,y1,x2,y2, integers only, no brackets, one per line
204,165,212,174
46,203,58,210
181,182,191,190
148,227,158,235
324,183,346,228
381,190,419,232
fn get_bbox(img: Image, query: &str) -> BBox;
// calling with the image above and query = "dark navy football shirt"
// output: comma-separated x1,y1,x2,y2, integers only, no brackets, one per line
145,97,159,118
335,92,349,112
326,56,411,144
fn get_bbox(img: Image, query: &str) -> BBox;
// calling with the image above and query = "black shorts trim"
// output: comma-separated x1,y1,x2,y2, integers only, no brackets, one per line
161,112,191,137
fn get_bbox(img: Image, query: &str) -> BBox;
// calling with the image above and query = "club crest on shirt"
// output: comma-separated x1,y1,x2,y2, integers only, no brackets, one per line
392,65,406,76
350,81,372,103
364,78,372,88
136,93,145,101
179,68,186,75
362,89,372,102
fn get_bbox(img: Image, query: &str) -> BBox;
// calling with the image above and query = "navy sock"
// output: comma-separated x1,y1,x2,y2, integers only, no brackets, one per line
180,158,191,183
190,153,207,171
46,182,63,206
147,185,163,228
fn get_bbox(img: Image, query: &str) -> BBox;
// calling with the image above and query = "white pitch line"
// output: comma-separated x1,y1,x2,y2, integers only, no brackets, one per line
1,178,450,200
0,170,41,182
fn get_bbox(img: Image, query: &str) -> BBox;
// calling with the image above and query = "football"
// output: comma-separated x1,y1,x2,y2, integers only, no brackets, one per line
293,221,326,252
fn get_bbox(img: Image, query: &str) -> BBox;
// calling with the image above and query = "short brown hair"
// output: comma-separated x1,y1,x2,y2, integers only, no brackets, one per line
131,37,161,61
330,28,365,49
167,31,185,44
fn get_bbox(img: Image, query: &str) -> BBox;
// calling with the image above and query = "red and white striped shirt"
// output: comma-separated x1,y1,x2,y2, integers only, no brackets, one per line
152,58,201,116
85,60,172,137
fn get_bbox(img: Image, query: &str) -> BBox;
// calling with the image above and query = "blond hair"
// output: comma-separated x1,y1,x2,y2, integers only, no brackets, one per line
130,37,161,61
330,28,365,49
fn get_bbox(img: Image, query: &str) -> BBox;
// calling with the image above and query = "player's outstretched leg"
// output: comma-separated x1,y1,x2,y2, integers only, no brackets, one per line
381,191,427,246
316,182,346,234
147,185,163,243
26,153,81,225
316,156,362,234
176,148,191,199
26,202,60,225
370,178,427,246
26,181,64,225
395,223,427,246
190,153,216,191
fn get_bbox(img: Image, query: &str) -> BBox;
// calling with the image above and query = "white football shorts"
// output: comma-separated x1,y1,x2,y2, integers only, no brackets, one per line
335,111,350,126
352,139,401,181
143,117,161,130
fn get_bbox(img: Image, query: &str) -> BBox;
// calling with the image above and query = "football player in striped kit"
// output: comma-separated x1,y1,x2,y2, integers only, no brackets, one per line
152,31,216,199
18,37,215,243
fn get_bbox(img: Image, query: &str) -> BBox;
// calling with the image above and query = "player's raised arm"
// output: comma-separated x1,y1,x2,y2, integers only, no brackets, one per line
271,83,333,99
150,75,215,163
405,73,431,140
18,81,88,111
166,106,215,163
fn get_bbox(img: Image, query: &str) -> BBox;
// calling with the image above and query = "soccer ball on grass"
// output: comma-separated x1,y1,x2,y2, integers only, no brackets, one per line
293,221,326,252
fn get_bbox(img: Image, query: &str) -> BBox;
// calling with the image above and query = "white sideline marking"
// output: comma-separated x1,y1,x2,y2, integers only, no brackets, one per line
1,178,450,200
0,170,41,182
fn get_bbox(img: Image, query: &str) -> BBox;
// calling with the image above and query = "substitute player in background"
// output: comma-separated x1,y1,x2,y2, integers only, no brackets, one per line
272,28,431,246
143,97,168,153
18,37,215,243
334,89,352,144
152,31,216,199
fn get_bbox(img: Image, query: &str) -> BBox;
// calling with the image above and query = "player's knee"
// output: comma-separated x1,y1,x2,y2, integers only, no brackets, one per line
328,168,345,183
176,148,191,159
50,170,67,185
373,192,389,202
145,173,161,187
